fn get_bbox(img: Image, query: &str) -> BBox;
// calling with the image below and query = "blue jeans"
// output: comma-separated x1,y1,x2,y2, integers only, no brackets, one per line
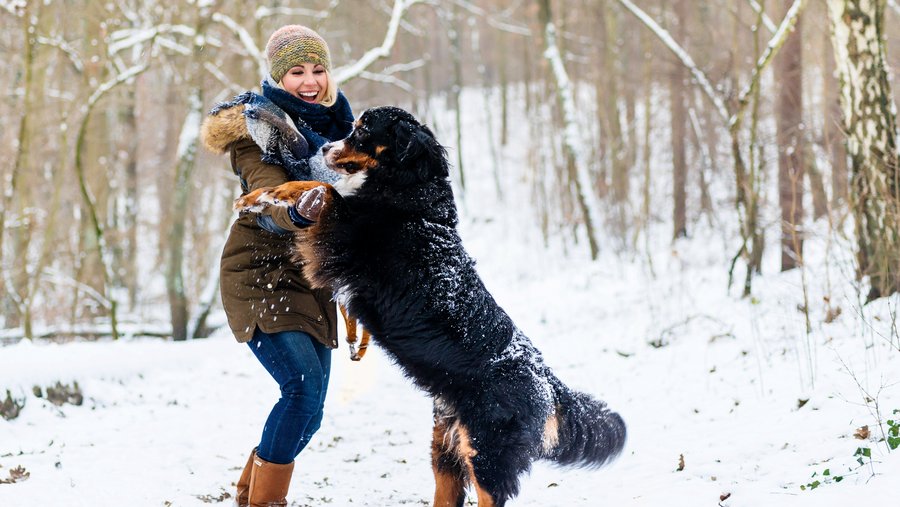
248,328,332,464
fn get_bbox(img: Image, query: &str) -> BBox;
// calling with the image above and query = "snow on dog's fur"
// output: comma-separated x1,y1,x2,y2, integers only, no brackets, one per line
235,106,626,507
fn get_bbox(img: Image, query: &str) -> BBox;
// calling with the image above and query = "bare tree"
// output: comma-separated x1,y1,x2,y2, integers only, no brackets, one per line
670,0,688,239
775,0,805,270
537,0,602,259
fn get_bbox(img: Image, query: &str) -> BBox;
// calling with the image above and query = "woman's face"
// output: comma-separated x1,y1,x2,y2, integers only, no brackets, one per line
280,63,329,104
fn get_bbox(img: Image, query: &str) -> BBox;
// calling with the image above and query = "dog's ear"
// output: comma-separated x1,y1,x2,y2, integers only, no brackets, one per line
396,120,448,182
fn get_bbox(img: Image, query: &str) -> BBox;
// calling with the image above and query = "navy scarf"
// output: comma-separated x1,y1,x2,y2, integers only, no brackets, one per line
262,79,354,153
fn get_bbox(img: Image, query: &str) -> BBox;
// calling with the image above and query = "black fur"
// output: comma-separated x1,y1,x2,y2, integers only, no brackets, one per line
309,106,625,505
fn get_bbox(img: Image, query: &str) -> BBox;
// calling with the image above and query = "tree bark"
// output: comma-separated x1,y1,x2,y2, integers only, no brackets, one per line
775,2,805,270
537,0,601,259
670,0,688,239
828,0,900,300
823,27,849,205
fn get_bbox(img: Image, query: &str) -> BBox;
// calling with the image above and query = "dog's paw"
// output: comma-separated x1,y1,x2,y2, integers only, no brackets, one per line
234,181,333,214
233,187,276,213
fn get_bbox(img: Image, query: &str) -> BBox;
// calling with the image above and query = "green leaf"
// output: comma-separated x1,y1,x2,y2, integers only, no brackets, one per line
823,469,830,476
834,476,843,482
888,436,900,450
809,480,821,489
855,447,871,458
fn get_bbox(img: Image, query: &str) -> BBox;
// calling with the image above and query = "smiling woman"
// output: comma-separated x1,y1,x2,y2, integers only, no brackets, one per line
199,23,355,507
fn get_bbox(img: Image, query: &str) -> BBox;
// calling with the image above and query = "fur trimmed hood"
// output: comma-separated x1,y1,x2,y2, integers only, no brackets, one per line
200,103,250,154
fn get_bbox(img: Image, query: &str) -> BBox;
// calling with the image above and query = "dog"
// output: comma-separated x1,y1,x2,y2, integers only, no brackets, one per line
235,106,626,506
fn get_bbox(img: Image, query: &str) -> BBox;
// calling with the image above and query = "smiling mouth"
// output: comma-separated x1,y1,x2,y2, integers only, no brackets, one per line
299,91,318,102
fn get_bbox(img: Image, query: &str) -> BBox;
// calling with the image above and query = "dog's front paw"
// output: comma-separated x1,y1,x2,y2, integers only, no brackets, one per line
234,181,333,214
234,187,276,213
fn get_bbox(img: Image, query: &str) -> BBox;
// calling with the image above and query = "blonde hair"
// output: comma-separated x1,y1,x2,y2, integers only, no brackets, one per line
278,69,338,107
320,71,338,107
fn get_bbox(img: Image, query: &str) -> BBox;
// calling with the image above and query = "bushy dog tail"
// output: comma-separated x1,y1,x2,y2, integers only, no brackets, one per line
547,382,626,468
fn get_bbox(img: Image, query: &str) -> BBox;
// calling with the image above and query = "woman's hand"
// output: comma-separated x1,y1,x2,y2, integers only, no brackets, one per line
295,186,327,222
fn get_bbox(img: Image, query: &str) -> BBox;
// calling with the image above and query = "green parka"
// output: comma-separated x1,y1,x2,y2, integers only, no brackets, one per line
200,104,338,347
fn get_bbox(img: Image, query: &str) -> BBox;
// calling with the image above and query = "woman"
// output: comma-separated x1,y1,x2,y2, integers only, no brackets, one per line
200,25,354,506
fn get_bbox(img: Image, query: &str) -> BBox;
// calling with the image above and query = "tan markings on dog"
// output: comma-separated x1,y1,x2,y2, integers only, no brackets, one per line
296,230,330,289
375,145,387,155
456,425,497,507
334,150,379,171
340,305,370,361
542,412,560,454
432,423,466,507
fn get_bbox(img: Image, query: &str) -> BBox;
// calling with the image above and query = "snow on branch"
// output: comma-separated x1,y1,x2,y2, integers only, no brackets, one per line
86,63,148,109
204,62,243,94
254,4,333,20
359,71,415,93
747,0,778,34
616,0,729,122
889,0,900,16
36,36,84,74
333,0,423,84
108,25,196,56
450,0,532,36
731,0,806,128
0,0,24,16
211,12,267,78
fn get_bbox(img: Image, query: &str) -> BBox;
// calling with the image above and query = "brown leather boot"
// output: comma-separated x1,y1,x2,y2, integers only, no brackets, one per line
235,448,257,507
248,455,294,507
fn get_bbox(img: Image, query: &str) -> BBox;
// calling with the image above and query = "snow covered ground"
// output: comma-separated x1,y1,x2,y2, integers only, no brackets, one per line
2,90,900,506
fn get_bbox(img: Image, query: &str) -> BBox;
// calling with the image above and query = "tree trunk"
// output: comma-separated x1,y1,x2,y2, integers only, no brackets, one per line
775,2,805,270
2,4,38,330
448,3,466,193
537,0,601,259
828,0,900,300
823,26,849,205
670,0,688,239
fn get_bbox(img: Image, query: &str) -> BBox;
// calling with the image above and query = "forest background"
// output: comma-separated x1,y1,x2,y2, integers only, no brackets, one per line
2,0,900,504
1,0,899,342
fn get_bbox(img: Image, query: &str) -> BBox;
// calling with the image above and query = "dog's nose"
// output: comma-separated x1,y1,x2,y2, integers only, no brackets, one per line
322,143,333,155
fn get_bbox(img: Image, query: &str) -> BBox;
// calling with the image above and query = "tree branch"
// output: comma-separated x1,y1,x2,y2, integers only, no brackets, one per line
333,0,423,84
730,0,806,131
747,0,778,34
616,0,730,122
211,12,266,78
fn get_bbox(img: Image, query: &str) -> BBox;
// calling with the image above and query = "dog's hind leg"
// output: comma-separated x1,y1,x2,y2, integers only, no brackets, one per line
459,423,536,507
431,422,467,507
355,327,371,360
339,305,362,361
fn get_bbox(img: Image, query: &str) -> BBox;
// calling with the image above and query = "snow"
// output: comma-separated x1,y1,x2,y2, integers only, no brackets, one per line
3,87,900,507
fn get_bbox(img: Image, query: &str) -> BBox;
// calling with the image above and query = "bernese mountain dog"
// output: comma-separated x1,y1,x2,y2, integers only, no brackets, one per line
235,106,626,507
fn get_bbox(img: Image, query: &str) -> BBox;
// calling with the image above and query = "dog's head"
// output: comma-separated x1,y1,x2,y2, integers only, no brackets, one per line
323,106,448,191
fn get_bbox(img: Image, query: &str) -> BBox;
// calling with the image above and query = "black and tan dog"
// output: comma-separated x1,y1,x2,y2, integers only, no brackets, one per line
235,106,626,506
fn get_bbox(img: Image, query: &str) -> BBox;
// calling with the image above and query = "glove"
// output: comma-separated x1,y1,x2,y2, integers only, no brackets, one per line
294,186,327,222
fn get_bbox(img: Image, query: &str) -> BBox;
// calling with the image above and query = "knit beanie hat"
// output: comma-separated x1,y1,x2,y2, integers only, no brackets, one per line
266,25,332,83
